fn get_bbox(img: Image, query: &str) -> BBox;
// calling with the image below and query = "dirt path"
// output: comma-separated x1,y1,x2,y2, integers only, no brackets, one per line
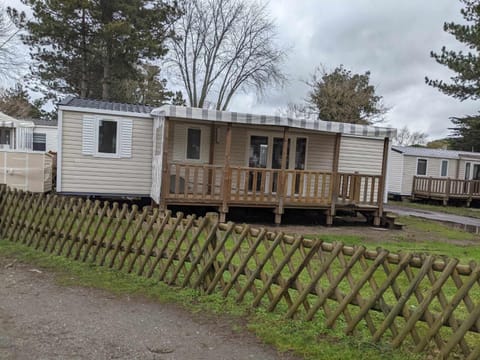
0,258,297,360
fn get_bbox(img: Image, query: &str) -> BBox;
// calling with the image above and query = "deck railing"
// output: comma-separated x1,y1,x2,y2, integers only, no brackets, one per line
413,176,480,205
167,162,382,208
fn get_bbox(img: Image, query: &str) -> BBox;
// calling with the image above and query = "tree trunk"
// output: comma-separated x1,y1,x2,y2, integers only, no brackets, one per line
80,7,88,98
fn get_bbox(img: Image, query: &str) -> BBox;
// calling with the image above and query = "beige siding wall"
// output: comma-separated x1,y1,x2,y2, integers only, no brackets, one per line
60,110,153,195
338,136,384,175
402,156,459,195
387,150,403,194
458,159,480,180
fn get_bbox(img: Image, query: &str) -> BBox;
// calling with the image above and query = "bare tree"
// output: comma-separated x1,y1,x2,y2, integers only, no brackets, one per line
167,0,286,110
393,126,428,146
0,7,24,84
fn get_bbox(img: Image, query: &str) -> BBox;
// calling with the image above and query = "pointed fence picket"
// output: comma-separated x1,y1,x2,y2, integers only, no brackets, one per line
0,184,479,359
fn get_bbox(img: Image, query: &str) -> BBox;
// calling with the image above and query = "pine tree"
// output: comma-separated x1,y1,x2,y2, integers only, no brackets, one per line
8,0,180,102
426,0,480,150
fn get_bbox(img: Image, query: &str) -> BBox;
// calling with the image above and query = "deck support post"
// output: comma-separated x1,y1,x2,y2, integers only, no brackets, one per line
159,118,170,212
444,177,451,206
329,133,341,226
220,123,232,223
375,137,390,226
275,127,289,225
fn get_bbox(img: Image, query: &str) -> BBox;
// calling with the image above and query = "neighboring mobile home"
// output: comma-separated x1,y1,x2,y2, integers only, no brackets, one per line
57,97,396,224
388,145,480,205
0,112,58,152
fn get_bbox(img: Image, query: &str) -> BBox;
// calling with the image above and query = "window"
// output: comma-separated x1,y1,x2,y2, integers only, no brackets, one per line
417,159,427,176
0,128,10,145
465,162,471,180
440,160,448,177
98,120,117,154
33,133,46,151
187,128,201,160
249,136,268,168
474,164,480,180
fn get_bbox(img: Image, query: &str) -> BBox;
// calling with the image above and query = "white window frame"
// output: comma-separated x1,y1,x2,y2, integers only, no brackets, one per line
95,118,120,158
416,158,428,176
439,159,449,177
185,127,202,162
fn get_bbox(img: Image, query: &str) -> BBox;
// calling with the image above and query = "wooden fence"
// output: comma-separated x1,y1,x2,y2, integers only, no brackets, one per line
0,185,479,359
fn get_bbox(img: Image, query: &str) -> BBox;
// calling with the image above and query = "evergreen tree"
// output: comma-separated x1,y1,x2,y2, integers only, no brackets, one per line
426,0,480,150
450,115,480,151
8,0,180,102
306,65,387,124
0,84,44,119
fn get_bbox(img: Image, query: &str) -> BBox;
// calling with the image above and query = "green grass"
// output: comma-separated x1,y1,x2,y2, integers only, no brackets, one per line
390,200,480,219
0,239,423,360
309,215,480,263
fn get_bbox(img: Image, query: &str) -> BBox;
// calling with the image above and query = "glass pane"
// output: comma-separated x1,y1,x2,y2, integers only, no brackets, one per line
417,159,427,175
98,120,117,154
187,128,201,159
249,136,268,168
295,138,307,170
33,134,46,151
441,160,448,177
465,163,471,180
272,138,290,169
474,165,480,180
0,129,10,145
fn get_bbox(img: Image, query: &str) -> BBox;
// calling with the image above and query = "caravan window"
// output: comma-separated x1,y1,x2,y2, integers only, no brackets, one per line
416,159,427,176
98,120,118,154
440,160,448,177
187,128,201,160
33,133,46,151
0,128,10,145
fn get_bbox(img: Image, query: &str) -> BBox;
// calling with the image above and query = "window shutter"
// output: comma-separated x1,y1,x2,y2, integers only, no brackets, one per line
82,115,96,155
119,119,133,158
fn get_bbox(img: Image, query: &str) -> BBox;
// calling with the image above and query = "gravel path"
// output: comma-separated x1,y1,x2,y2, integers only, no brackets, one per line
0,258,298,360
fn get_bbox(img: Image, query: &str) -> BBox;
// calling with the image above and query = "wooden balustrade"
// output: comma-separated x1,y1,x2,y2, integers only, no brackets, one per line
337,173,382,205
167,163,224,202
166,162,383,209
413,176,480,205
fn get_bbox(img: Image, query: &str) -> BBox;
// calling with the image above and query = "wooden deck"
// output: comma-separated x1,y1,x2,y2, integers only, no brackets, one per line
412,176,480,206
162,162,383,224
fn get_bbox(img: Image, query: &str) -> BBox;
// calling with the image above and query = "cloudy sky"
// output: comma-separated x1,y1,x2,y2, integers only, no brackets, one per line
2,0,477,140
229,0,478,140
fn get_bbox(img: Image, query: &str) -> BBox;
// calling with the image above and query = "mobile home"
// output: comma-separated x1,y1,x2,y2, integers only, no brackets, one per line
57,97,396,224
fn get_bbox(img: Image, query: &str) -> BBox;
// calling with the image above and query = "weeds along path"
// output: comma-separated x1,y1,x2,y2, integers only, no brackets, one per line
0,257,295,360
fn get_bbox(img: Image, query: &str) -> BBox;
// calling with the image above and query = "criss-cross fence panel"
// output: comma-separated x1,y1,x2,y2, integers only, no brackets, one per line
0,185,479,359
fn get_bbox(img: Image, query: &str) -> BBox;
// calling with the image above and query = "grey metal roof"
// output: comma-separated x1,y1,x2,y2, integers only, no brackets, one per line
152,105,397,139
392,145,480,160
59,96,154,114
32,118,58,127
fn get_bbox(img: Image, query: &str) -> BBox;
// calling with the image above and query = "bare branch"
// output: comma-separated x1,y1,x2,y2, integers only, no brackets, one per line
166,0,287,110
